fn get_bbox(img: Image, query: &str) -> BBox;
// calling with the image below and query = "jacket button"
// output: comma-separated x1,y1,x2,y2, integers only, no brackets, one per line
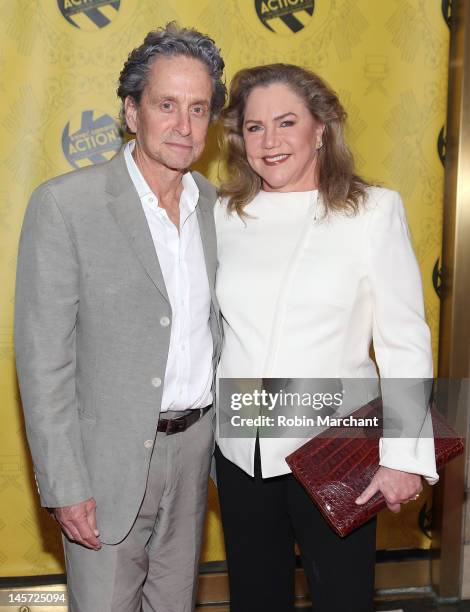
160,316,170,327
144,439,153,449
151,377,162,388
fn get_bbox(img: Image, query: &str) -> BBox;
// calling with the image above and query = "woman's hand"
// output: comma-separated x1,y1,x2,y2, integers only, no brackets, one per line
355,466,423,513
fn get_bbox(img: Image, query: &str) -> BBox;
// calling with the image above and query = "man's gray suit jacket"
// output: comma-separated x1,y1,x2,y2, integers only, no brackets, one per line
14,147,222,544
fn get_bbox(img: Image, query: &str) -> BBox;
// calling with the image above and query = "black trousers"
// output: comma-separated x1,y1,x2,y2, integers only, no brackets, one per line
215,441,376,612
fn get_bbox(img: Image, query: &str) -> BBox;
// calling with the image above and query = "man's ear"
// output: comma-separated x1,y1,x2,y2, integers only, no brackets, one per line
124,96,138,133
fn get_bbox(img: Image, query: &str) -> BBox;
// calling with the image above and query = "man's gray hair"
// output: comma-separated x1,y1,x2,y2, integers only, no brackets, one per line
117,22,226,133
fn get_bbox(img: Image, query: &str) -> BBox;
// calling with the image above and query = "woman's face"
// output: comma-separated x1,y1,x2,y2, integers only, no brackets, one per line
242,82,324,192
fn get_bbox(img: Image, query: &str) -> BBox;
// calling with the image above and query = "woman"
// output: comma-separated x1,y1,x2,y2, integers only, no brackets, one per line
213,64,438,612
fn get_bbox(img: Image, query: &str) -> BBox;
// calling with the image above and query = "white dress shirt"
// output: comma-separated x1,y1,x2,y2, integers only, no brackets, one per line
214,187,438,483
124,140,213,412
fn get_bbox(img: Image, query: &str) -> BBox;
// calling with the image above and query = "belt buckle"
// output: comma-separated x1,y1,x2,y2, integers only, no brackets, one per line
166,417,178,436
166,408,204,436
166,414,186,436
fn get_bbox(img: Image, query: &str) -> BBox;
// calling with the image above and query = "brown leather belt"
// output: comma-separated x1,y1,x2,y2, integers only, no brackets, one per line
157,405,212,435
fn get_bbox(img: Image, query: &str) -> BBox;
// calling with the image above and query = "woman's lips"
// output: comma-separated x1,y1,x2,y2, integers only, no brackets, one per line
262,154,290,166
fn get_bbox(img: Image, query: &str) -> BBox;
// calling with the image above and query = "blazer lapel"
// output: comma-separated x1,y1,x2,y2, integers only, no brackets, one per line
105,149,170,304
196,191,218,309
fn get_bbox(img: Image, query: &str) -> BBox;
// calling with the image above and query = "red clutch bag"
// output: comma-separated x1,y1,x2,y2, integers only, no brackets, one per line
285,403,464,537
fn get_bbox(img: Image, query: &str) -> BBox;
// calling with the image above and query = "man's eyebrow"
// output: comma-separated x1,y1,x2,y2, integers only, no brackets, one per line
152,94,210,105
244,112,298,123
149,94,177,103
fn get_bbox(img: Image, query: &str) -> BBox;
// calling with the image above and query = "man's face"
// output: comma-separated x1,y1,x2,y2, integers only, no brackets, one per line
124,55,213,172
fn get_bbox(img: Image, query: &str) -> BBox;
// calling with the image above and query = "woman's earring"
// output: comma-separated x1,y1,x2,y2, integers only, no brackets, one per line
316,139,323,150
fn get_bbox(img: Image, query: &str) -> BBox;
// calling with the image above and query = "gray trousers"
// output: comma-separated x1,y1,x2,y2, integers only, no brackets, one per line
63,409,214,612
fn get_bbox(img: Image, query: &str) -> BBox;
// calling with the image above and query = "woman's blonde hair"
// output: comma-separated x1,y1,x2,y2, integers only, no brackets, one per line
219,63,369,217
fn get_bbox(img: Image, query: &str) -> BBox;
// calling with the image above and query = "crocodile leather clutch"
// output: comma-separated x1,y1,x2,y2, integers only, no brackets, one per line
285,403,464,537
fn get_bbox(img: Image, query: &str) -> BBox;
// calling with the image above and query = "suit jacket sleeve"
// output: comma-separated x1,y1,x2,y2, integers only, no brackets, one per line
14,184,92,507
367,190,439,484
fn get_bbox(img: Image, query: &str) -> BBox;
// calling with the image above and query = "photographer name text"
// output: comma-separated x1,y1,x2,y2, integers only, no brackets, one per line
230,414,379,428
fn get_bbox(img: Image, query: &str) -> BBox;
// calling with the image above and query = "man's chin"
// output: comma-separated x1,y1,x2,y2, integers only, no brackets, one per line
162,153,196,173
134,144,196,174
164,161,191,173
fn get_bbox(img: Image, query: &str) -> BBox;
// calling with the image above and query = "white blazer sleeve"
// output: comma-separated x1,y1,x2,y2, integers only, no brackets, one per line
367,189,438,484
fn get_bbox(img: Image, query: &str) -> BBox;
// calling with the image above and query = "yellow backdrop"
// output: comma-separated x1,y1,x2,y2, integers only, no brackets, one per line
0,0,448,576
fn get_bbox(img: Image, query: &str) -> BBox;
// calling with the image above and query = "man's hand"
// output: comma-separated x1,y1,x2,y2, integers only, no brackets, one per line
355,466,423,513
53,497,101,549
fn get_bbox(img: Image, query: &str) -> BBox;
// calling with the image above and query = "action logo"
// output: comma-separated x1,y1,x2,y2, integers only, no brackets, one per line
62,110,122,169
57,0,120,30
255,0,315,34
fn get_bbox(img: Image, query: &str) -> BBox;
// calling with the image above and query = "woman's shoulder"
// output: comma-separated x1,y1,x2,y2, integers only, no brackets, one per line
214,195,241,227
358,185,411,239
361,186,405,219
363,185,400,206
214,195,230,217
214,193,262,219
215,195,230,209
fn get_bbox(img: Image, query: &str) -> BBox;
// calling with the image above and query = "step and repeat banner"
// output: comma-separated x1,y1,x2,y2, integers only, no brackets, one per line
0,1,449,576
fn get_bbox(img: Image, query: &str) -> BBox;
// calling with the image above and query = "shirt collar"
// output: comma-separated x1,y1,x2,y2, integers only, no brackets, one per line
124,140,200,212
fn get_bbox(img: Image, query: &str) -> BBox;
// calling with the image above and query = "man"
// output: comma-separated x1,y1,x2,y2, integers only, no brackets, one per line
15,23,226,611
